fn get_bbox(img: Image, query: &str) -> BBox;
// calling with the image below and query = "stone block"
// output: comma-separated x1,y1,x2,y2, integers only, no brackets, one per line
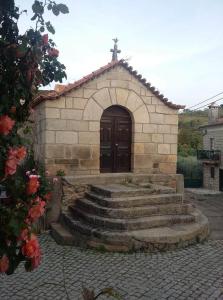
171,125,178,134
89,121,100,131
72,146,91,159
110,80,129,89
45,119,66,130
54,158,78,165
140,88,146,96
65,97,73,108
156,105,176,114
171,144,177,154
134,143,144,154
45,97,66,108
128,81,141,94
134,155,153,168
93,88,111,109
116,88,129,107
61,109,83,120
126,91,143,112
134,105,149,123
80,158,99,169
66,120,89,131
150,113,164,124
145,89,154,97
144,143,157,154
134,123,143,133
65,146,72,158
157,125,171,134
134,132,152,142
158,143,170,154
73,98,88,109
78,132,99,144
151,97,161,105
56,131,78,144
97,80,110,89
164,134,177,144
159,162,176,174
106,71,131,81
45,144,65,158
68,88,83,98
146,105,156,112
83,98,103,121
164,114,178,125
109,88,117,104
43,131,55,144
45,108,60,119
143,124,157,134
152,133,163,143
91,145,100,159
142,96,152,105
84,88,97,98
84,81,97,89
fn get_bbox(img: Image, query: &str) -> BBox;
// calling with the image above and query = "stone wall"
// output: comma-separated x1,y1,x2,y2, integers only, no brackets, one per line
34,65,179,175
203,125,223,190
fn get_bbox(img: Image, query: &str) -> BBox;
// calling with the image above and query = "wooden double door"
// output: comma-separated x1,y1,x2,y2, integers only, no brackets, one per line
100,106,132,173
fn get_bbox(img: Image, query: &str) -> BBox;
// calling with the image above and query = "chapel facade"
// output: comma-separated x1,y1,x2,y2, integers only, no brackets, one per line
32,45,184,176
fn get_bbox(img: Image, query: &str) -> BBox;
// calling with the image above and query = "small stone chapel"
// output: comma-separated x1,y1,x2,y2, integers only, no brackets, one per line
32,40,184,176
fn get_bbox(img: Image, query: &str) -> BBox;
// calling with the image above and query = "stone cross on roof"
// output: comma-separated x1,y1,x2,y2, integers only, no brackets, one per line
110,38,121,61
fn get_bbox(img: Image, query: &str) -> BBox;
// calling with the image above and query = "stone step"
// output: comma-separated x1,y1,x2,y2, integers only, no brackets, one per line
60,210,209,252
50,222,76,245
70,207,196,231
86,192,183,208
73,198,194,219
90,184,167,198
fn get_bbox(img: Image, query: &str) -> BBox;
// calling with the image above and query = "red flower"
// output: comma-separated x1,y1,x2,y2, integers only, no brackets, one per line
5,148,19,176
18,228,29,242
0,255,9,273
21,234,40,259
48,48,59,57
44,192,52,201
4,146,27,177
31,252,41,270
28,197,46,222
16,146,27,161
26,175,40,195
42,34,48,45
0,115,15,135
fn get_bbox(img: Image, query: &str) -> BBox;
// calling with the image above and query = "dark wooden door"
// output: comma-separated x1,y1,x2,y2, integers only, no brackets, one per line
219,169,223,191
100,106,131,173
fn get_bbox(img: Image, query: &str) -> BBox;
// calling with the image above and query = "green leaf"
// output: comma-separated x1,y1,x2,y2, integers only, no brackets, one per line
31,13,38,21
47,4,52,10
57,4,69,14
45,21,55,34
52,5,60,16
32,1,44,15
40,26,45,32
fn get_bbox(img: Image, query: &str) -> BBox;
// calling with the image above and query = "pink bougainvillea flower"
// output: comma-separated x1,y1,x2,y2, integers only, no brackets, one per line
44,192,52,201
42,34,48,45
48,48,59,57
21,234,40,259
53,177,58,183
0,255,9,273
5,148,19,176
26,175,40,195
0,115,15,135
16,146,27,161
28,197,46,222
18,228,29,242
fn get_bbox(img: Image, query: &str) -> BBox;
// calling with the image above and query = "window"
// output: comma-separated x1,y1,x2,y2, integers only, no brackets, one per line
210,138,215,150
210,167,215,179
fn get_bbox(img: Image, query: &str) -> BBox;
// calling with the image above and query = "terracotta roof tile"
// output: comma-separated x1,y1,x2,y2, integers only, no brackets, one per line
32,59,185,109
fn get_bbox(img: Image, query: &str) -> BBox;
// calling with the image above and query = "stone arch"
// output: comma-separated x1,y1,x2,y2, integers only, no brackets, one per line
83,87,149,123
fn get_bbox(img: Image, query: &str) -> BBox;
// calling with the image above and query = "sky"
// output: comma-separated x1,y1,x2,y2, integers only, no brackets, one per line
16,0,223,108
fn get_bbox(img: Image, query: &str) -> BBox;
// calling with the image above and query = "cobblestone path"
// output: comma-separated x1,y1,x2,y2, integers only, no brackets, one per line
1,234,223,300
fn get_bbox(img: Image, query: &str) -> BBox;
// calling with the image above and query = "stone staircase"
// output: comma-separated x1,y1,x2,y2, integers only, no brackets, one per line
51,183,209,252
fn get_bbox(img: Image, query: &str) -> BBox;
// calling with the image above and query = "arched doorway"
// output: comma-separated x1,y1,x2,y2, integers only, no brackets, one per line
100,105,132,173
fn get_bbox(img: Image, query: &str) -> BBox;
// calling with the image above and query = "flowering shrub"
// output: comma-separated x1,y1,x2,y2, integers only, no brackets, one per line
0,0,68,275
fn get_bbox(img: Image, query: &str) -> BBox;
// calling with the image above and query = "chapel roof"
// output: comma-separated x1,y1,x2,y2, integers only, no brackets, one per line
32,59,185,109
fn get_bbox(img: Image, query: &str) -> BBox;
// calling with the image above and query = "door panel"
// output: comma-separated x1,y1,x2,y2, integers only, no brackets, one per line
100,106,131,173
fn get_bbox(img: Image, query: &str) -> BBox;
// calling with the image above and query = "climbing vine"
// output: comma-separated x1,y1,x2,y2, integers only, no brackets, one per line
0,0,68,275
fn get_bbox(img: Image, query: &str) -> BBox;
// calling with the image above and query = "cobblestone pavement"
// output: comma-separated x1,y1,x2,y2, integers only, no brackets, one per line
1,234,223,300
